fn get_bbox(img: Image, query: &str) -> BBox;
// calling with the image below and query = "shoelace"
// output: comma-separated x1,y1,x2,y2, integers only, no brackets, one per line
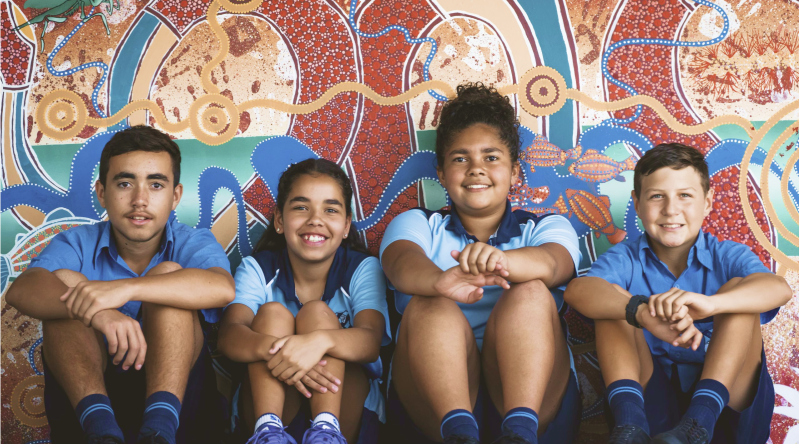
247,424,291,444
609,424,637,441
304,426,347,444
677,419,708,443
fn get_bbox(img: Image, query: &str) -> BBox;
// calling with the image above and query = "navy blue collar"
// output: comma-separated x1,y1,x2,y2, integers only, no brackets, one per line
637,231,714,271
94,212,176,267
445,201,521,246
274,247,348,304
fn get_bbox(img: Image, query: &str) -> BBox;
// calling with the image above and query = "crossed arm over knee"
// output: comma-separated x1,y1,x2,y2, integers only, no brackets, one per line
7,261,234,326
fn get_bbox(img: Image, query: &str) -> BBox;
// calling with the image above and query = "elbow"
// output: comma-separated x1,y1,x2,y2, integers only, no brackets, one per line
5,286,21,310
779,278,793,306
563,278,583,305
220,276,236,305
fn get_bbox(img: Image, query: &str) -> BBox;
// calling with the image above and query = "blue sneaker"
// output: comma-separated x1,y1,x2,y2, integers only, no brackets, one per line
301,421,347,444
247,424,298,444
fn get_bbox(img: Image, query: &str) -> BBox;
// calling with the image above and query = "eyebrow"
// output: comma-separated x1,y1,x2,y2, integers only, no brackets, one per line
646,187,697,192
448,147,504,156
112,172,170,182
288,196,344,206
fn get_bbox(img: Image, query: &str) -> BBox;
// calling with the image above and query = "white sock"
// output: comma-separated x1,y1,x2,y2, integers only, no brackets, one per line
254,413,283,433
312,412,340,432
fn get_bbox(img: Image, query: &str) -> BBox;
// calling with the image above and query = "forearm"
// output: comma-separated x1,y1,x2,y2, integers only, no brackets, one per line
217,322,279,363
564,277,630,320
316,328,382,364
133,268,235,309
383,248,443,297
5,269,71,320
711,273,793,315
504,247,559,286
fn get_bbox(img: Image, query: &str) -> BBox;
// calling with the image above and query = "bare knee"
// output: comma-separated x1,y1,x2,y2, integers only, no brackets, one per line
252,301,294,333
500,279,553,308
145,261,183,276
296,300,339,332
403,296,463,327
53,269,88,287
142,301,194,321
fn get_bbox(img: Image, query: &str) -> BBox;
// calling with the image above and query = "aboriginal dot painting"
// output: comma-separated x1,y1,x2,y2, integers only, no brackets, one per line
1,0,798,442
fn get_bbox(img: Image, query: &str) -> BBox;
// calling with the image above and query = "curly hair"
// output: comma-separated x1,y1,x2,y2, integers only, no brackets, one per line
435,82,521,168
251,158,370,255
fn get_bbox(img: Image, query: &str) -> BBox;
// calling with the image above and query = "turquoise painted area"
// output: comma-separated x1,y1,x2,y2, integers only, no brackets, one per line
1,210,29,255
416,130,447,210
518,0,576,151
108,12,160,130
29,143,84,191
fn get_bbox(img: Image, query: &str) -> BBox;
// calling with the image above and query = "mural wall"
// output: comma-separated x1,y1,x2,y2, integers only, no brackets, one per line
1,0,798,442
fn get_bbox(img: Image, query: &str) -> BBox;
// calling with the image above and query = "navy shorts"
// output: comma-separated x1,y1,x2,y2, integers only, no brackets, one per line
43,340,225,444
385,369,582,443
604,347,774,443
229,383,381,444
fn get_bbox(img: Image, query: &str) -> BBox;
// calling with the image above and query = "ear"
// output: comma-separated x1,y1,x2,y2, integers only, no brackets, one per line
171,183,183,211
631,189,640,217
510,161,520,187
703,187,714,218
436,165,446,189
344,214,352,236
95,180,106,209
274,208,284,233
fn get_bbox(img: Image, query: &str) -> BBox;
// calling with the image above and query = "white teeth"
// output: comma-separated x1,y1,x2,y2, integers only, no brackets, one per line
131,217,147,220
304,235,325,242
466,184,489,189
661,224,681,228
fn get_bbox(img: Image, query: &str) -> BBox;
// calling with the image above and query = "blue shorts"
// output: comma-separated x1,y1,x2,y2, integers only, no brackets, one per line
385,369,582,443
42,340,225,444
604,346,774,443
229,382,380,444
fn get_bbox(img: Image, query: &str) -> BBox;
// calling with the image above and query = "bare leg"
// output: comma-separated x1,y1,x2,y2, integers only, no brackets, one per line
701,277,762,411
391,296,481,442
338,362,369,443
42,269,108,407
140,262,203,401
295,301,346,418
595,321,654,390
245,302,301,428
482,280,571,434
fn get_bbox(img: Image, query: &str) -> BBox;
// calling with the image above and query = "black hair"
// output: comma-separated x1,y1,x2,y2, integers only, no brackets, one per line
252,158,369,255
634,143,710,198
435,82,521,168
100,125,181,186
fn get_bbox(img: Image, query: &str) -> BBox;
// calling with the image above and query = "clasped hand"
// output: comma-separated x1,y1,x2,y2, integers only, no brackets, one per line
265,331,341,398
60,280,133,326
433,243,511,304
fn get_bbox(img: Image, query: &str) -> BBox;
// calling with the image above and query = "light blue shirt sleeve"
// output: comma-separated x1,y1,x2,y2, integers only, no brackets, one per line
527,215,582,275
350,257,392,346
228,256,269,316
174,227,232,274
584,243,634,289
379,209,434,262
29,231,83,272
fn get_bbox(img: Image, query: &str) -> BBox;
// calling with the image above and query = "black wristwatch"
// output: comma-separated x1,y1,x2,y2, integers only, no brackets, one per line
625,295,649,328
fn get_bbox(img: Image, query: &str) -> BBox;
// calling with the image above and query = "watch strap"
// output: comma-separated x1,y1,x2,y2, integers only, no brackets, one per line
626,295,648,329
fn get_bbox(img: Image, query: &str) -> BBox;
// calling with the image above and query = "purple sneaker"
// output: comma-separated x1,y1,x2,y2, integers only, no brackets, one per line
301,422,347,444
247,424,298,444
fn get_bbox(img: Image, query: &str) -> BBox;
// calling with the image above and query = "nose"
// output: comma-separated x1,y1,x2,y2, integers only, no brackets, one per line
132,185,148,208
467,160,486,176
662,196,678,216
307,207,323,226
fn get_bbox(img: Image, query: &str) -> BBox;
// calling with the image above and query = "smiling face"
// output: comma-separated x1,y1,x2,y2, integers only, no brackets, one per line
437,123,519,218
96,150,182,254
633,166,713,256
274,173,351,266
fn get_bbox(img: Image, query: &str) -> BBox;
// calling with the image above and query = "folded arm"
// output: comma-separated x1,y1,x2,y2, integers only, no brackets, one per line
6,267,74,320
312,309,385,364
217,303,277,363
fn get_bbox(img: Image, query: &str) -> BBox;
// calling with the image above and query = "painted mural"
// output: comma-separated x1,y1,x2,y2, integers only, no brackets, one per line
1,0,798,442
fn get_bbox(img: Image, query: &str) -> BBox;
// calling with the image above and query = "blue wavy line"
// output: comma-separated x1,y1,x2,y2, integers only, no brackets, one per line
46,7,109,118
29,337,43,376
601,0,729,125
347,0,446,102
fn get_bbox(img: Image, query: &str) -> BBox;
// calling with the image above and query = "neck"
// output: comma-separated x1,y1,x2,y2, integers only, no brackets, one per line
286,249,334,301
112,227,162,275
647,233,695,278
456,203,506,243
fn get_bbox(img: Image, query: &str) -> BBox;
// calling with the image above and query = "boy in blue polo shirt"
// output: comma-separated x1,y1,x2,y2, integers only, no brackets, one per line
564,143,791,444
380,83,583,444
6,125,235,444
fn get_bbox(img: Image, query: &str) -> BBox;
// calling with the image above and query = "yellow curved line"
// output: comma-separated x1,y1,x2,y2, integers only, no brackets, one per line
565,89,756,137
239,80,456,114
497,84,519,96
86,100,190,133
782,147,799,228
200,0,225,95
740,100,799,272
760,119,799,247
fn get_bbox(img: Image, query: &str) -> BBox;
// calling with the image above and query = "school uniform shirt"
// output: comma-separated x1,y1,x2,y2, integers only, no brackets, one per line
29,213,232,323
229,246,392,422
585,231,775,392
379,201,582,350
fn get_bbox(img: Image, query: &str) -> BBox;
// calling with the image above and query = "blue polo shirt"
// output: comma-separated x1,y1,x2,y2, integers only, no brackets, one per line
29,214,232,323
585,231,774,391
379,201,581,349
228,246,391,422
